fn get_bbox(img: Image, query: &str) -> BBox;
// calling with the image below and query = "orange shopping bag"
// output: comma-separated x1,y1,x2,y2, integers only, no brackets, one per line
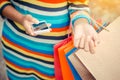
58,40,74,80
54,36,72,80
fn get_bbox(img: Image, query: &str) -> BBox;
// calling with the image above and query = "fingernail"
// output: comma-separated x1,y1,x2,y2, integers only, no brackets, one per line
91,49,96,54
95,41,100,47
30,32,35,36
84,49,89,52
35,20,40,24
95,42,98,47
47,23,51,27
91,51,95,54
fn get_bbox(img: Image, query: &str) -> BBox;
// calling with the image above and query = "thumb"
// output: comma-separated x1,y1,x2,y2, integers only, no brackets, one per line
25,15,39,24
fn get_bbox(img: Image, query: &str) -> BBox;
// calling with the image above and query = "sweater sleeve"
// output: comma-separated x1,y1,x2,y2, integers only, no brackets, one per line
68,0,91,26
68,0,108,33
68,0,90,13
0,0,11,18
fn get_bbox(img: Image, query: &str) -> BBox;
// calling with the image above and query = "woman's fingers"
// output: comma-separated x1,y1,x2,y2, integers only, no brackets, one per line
84,36,90,52
93,34,100,47
89,40,95,54
73,22,100,53
23,15,40,36
79,34,85,49
24,21,35,36
74,33,100,54
74,34,86,49
74,36,81,48
25,15,39,24
31,18,39,24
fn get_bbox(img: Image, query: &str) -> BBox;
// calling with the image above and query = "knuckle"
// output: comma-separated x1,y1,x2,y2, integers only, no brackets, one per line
84,49,89,52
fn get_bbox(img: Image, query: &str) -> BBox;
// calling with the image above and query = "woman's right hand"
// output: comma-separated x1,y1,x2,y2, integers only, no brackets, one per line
21,15,39,36
2,5,39,36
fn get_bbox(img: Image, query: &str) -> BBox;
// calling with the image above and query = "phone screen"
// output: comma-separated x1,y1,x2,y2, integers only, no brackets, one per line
33,22,48,31
32,21,51,34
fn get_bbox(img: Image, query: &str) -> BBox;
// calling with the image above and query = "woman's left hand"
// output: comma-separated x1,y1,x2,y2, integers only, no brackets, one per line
73,19,100,54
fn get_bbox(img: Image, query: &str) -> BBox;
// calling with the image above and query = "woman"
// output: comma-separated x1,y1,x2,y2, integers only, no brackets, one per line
0,0,100,80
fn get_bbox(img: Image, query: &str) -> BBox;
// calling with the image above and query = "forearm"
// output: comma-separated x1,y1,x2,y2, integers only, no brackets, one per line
2,5,39,36
2,5,24,25
73,11,90,26
74,18,88,26
68,0,91,27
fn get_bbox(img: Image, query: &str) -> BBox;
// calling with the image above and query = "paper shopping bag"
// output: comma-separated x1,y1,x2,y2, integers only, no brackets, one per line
53,17,105,80
54,36,72,80
65,47,82,80
54,36,82,80
58,40,74,80
68,50,95,80
75,16,120,80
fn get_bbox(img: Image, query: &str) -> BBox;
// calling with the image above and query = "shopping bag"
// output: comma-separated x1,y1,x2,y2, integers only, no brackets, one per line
74,16,120,80
68,50,95,80
57,40,74,80
65,47,82,80
54,17,106,80
65,18,107,80
54,36,72,80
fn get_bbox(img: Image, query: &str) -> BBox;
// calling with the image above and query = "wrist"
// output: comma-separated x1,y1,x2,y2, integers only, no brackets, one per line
74,18,89,27
19,15,26,25
70,10,92,28
71,14,91,27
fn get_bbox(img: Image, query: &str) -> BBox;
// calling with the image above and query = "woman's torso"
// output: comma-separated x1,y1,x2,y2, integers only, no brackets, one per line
2,0,70,80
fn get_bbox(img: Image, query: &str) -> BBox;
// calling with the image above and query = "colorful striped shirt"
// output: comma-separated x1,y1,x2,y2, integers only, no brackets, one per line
0,0,89,80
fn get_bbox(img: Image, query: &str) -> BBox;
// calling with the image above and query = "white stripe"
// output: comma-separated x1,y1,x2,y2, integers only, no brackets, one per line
7,68,40,80
0,17,3,38
12,1,68,16
6,20,62,44
3,46,54,68
69,6,90,12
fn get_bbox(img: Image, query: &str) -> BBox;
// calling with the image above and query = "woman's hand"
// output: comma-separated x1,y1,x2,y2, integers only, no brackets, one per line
73,19,100,53
2,5,39,36
21,15,39,36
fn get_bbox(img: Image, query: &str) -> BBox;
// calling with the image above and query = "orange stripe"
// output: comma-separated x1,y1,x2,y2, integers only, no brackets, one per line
0,0,8,4
69,0,86,3
5,59,55,79
37,0,66,3
2,36,53,58
51,26,69,32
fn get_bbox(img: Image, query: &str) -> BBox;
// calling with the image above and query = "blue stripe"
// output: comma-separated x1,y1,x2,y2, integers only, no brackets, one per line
3,22,54,54
7,70,37,80
11,4,70,28
2,42,54,65
8,19,68,40
66,48,82,80
50,21,69,28
4,49,54,76
13,4,70,26
13,0,68,11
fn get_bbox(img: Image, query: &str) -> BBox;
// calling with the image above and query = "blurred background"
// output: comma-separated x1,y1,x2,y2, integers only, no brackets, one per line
89,0,120,23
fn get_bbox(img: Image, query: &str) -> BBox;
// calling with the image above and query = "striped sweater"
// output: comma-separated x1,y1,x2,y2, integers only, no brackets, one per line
0,0,89,80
